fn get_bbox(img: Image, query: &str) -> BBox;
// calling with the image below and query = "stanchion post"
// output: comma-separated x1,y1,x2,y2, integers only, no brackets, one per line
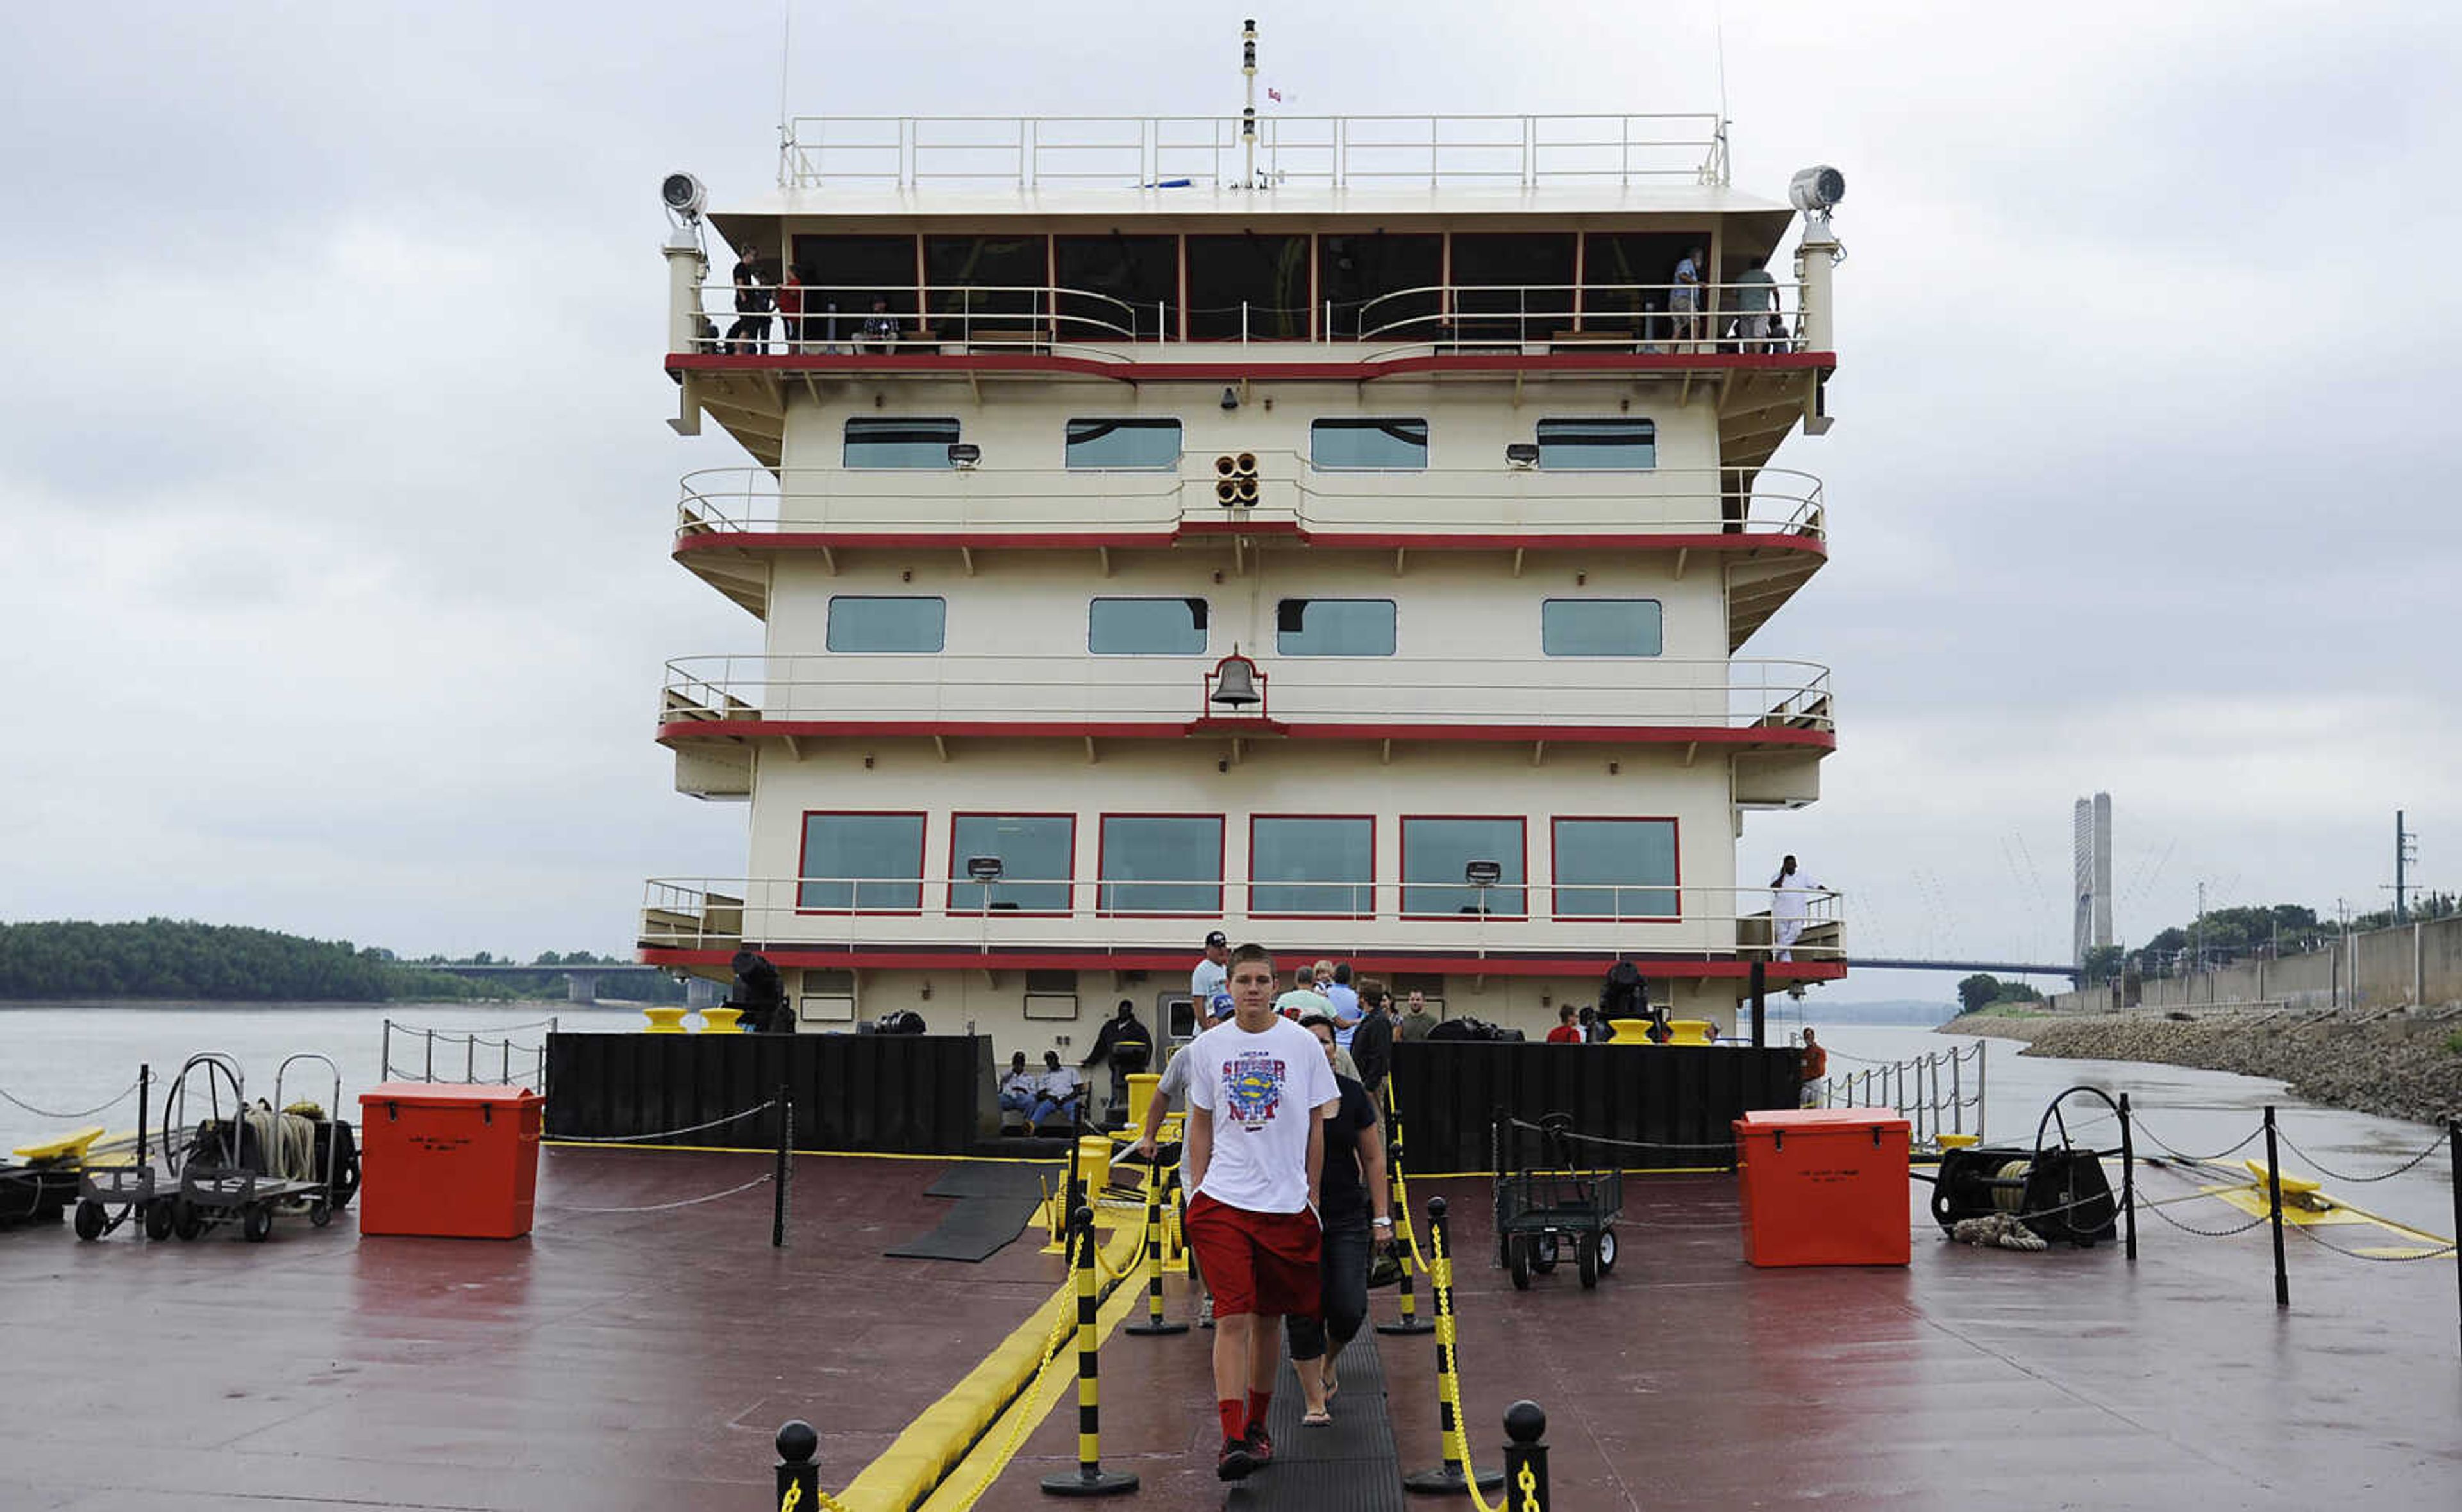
2117,1092,2137,1263
1502,1400,1550,1511
1379,1109,1434,1336
1123,1152,1187,1336
1402,1196,1505,1497
2448,1116,2459,1359
772,1083,792,1249
1749,960,1766,1047
2263,1104,2288,1308
1041,1207,1138,1497
775,1419,819,1509
137,1062,150,1168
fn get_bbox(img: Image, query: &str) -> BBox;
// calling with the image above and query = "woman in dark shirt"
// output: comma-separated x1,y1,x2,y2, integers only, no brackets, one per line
1288,1006,1391,1425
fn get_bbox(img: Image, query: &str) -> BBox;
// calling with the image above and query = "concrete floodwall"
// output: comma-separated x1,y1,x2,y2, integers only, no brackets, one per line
2047,913,2462,1013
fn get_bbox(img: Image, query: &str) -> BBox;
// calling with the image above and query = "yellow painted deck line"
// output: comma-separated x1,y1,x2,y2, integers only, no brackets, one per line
2202,1182,2456,1247
836,1222,1144,1512
915,1259,1146,1512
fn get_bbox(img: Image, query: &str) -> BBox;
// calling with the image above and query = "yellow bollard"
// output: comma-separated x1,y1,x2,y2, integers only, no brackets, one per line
1125,1072,1160,1133
699,1007,744,1034
642,1006,689,1034
1076,1135,1112,1196
1606,1017,1654,1043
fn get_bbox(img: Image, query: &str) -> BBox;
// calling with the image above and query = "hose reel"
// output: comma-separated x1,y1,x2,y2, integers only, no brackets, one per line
1925,1086,2125,1248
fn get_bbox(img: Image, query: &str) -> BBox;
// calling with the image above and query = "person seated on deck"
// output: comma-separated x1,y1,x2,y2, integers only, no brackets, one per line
998,1052,1039,1124
1029,1050,1086,1129
858,297,900,354
726,948,788,1033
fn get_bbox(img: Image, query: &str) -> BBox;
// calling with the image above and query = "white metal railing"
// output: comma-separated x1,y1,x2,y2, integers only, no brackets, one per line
657,654,1833,733
1818,1040,1986,1146
683,279,1796,354
641,879,1839,961
778,114,1729,192
673,463,1827,544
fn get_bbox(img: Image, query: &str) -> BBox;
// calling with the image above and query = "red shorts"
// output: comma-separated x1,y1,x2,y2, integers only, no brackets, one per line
1184,1192,1322,1320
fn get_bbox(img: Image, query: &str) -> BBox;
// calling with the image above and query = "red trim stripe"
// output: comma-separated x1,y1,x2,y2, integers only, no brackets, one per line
677,527,1825,558
639,943,1847,982
659,719,1834,749
667,350,1839,385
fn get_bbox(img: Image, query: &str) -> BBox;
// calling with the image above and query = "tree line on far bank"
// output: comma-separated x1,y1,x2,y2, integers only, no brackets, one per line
2079,893,2459,987
0,919,682,1004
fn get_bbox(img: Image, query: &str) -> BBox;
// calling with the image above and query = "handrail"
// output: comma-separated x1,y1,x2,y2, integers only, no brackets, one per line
671,463,1829,543
777,113,1729,192
641,877,1841,958
1817,1040,1986,1146
657,654,1834,733
1353,281,1799,349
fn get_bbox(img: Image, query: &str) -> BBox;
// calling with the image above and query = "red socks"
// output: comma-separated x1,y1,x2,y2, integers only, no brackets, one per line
1219,1399,1246,1441
1246,1389,1273,1434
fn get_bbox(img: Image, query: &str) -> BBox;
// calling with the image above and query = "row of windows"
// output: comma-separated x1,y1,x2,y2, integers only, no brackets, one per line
844,416,1657,472
826,595,1664,658
798,812,1680,919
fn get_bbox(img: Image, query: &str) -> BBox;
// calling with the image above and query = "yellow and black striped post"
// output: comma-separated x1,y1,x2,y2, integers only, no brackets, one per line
1502,1400,1550,1511
1401,1196,1505,1496
1041,1207,1138,1497
1377,1102,1434,1336
1123,1152,1187,1336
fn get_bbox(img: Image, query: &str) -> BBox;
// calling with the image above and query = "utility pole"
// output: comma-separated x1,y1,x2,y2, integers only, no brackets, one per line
2194,879,2205,974
2393,810,2416,924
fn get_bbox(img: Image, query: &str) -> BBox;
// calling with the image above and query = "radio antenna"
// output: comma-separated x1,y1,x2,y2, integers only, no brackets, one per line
775,0,796,188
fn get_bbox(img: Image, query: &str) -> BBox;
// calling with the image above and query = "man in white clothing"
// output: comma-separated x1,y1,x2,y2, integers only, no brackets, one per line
1191,931,1232,1020
1771,854,1825,962
1184,942,1339,1482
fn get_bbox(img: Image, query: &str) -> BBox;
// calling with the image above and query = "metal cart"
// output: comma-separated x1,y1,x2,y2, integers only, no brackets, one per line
172,1053,355,1243
74,1054,237,1242
1491,1113,1625,1290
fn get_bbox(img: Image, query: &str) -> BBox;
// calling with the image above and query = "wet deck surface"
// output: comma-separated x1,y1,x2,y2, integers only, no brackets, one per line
6,1151,2458,1510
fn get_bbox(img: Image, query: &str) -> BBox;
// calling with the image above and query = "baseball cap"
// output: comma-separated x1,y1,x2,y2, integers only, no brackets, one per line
1205,991,1235,1020
1203,930,1228,947
1294,1003,1339,1030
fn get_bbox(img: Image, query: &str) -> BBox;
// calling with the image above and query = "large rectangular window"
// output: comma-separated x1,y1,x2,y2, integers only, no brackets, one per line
1402,817,1526,916
1319,232,1444,340
1066,419,1182,470
1535,418,1657,470
948,814,1075,913
1552,818,1679,919
1250,816,1375,916
1277,599,1396,658
1089,597,1208,656
826,596,946,652
1311,418,1427,471
798,812,925,912
1541,599,1663,657
843,417,960,469
1098,815,1223,914
1053,234,1178,342
1185,233,1311,340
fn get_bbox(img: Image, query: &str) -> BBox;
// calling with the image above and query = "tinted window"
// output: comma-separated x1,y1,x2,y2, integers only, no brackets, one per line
1185,233,1311,340
1541,599,1662,657
1277,599,1396,657
1535,418,1657,470
1098,816,1223,913
798,813,924,911
950,815,1074,913
1066,419,1183,470
1089,597,1208,656
1311,418,1428,470
826,597,946,652
1402,817,1525,916
1252,817,1375,915
1321,232,1444,340
844,417,960,469
1553,818,1678,918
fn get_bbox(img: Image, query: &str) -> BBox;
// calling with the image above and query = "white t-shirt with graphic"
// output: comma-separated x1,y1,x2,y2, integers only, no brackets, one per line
1185,1015,1340,1215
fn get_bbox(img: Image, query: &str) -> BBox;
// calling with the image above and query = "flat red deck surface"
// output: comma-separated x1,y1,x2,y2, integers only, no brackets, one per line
7,1154,2458,1510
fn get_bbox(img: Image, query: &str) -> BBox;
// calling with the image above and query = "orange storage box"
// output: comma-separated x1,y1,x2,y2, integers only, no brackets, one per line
357,1083,544,1240
1732,1108,1911,1267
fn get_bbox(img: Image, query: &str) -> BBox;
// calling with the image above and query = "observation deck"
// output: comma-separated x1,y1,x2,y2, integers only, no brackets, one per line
672,464,1826,647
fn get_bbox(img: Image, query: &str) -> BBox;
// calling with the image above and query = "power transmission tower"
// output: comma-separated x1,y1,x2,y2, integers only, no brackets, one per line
2393,811,2418,923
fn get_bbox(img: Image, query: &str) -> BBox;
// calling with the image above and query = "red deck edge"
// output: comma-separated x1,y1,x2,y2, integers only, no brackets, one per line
657,719,1836,749
680,526,1827,557
639,943,1847,982
667,349,1839,385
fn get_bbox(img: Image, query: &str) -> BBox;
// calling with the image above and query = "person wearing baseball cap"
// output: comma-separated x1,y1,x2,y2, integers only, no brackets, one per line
1193,930,1232,1009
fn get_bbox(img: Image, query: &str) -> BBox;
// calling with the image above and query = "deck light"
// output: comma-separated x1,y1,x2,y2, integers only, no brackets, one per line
1464,860,1503,888
1788,165,1845,221
966,856,1005,882
1505,442,1540,469
947,443,982,469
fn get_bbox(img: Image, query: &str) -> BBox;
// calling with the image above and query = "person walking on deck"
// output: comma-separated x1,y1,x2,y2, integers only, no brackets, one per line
1287,1004,1390,1427
1183,942,1340,1482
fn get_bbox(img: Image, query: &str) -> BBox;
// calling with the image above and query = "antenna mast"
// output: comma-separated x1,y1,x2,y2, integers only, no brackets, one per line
775,0,796,188
1240,19,1259,188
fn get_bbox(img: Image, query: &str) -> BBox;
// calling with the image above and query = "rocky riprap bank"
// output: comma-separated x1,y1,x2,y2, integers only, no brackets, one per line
1942,1008,2462,1128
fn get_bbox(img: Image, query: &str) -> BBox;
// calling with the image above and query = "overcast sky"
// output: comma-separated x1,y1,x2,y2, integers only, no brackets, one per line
4,2,2455,1004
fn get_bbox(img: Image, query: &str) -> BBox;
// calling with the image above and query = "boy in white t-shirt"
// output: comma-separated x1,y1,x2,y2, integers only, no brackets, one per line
1183,942,1340,1482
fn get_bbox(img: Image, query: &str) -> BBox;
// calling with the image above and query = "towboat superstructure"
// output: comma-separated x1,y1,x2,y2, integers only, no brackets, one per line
640,103,1850,1053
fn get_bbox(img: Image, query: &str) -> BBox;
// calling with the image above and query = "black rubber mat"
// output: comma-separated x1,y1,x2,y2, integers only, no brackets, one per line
885,1162,1051,1261
1225,1336,1406,1510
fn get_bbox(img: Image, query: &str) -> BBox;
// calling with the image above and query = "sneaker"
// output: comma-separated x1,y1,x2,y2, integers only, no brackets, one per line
1243,1424,1275,1466
1216,1436,1258,1481
1197,1295,1214,1329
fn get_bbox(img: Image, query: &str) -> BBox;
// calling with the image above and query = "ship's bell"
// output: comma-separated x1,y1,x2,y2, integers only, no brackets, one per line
1210,652,1262,707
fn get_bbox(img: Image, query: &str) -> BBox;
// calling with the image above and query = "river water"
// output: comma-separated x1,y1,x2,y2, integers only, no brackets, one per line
2,1004,2450,1238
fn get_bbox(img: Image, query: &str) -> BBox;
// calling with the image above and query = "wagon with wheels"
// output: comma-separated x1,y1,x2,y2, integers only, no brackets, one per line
72,1053,238,1242
171,1053,359,1243
1491,1113,1624,1290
